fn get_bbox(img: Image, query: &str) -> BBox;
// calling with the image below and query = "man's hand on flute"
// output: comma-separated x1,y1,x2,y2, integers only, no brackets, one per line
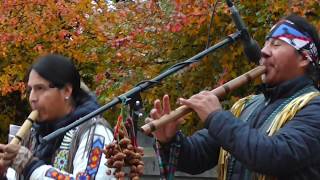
0,143,20,178
179,90,222,123
149,94,184,143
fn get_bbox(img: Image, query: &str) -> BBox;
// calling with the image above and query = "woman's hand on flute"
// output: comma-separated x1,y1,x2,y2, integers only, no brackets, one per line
179,91,222,123
149,94,184,143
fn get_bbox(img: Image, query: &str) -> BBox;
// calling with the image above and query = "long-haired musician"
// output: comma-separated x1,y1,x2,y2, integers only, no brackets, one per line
0,54,114,179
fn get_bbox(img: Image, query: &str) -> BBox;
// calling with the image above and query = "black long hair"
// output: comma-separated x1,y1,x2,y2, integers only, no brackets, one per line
30,54,90,106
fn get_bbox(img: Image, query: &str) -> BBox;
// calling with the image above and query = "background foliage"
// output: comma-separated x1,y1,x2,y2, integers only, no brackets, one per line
0,0,319,143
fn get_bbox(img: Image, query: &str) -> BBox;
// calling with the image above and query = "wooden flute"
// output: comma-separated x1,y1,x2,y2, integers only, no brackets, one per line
9,110,38,145
141,65,266,135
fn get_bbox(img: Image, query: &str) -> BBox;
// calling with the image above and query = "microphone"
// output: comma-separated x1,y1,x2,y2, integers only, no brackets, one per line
226,0,261,63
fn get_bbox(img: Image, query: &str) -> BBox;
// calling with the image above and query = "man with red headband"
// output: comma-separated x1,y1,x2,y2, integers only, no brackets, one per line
150,14,320,180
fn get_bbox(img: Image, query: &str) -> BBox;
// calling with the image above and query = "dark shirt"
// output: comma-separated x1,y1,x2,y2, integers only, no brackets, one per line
175,76,320,180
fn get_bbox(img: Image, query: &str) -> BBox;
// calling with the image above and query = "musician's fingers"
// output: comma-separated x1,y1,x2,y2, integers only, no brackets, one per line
179,97,198,109
2,152,16,161
4,144,19,154
0,152,10,165
0,159,12,167
188,93,204,101
150,108,161,120
154,99,163,114
162,94,171,114
177,118,186,125
144,117,153,124
199,90,211,95
0,144,4,153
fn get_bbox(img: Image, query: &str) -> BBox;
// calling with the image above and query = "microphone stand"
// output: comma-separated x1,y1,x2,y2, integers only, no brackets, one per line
42,31,242,143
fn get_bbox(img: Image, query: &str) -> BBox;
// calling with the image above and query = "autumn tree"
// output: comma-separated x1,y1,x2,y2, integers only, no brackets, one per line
0,0,319,142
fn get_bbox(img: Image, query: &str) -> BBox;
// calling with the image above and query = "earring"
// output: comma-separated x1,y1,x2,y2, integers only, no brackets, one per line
64,96,69,100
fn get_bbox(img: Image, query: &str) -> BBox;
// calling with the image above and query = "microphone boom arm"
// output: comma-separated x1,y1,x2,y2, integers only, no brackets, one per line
42,32,242,143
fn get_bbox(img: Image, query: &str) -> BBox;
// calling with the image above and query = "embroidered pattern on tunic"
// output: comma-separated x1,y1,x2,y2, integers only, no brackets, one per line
53,129,76,172
54,149,69,171
76,172,91,180
45,168,75,180
76,134,105,179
